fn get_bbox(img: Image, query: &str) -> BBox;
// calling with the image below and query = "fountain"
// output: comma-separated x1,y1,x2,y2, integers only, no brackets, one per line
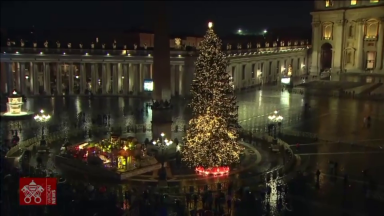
1,90,34,120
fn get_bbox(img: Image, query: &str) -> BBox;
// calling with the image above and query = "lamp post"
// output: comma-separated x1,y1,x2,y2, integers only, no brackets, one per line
34,109,51,146
267,110,283,139
152,132,173,168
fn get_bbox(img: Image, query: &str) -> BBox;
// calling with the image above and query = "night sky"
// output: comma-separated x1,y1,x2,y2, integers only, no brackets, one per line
1,1,313,35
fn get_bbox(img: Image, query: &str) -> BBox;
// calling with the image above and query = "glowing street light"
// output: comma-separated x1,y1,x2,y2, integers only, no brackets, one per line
34,109,51,146
153,132,173,170
268,110,283,139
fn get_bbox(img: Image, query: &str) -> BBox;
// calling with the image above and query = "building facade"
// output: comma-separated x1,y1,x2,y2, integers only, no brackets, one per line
310,0,384,81
0,43,308,96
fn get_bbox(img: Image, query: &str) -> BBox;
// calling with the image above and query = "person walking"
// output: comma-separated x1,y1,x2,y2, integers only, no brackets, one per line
226,194,232,214
334,162,338,175
316,169,321,184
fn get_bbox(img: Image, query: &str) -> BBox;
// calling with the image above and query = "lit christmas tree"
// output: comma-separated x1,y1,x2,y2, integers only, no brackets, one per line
182,22,242,168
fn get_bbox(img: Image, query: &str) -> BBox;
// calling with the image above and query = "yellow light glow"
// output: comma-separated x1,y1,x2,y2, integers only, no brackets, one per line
370,0,379,3
182,114,243,168
123,146,128,151
351,0,357,5
208,22,213,29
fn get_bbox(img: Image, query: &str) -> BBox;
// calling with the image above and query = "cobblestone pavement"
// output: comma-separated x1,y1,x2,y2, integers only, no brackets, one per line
3,90,384,215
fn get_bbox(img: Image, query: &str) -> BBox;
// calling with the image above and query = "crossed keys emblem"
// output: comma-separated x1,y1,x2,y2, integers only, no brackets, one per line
21,180,44,204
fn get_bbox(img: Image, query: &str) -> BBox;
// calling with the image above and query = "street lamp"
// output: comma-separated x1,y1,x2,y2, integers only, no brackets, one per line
34,109,51,146
152,132,173,181
268,110,283,139
152,132,173,165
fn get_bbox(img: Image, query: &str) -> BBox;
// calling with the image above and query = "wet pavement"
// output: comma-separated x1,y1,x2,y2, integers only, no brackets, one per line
2,89,384,215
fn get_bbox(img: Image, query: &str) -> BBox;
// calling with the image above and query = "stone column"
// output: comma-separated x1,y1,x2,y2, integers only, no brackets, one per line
135,64,141,94
56,63,62,95
178,65,184,96
44,63,51,95
106,63,111,94
170,65,175,96
310,22,321,75
91,63,97,94
32,62,39,95
20,63,26,94
0,63,7,94
355,19,365,72
68,63,74,95
6,62,13,94
128,63,135,94
112,63,119,94
333,20,345,73
117,63,123,94
102,63,108,94
139,64,144,93
122,64,129,94
79,63,86,94
375,19,384,72
14,63,20,91
150,64,153,79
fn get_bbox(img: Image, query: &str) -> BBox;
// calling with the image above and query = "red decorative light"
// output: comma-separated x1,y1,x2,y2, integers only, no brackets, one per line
195,166,230,175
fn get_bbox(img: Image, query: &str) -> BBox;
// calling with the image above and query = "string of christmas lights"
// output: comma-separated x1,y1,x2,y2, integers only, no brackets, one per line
182,22,243,168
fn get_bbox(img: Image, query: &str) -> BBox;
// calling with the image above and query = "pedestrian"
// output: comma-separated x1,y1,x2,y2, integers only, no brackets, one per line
329,161,333,173
344,174,349,187
334,162,338,175
226,194,232,214
316,169,321,183
193,193,198,209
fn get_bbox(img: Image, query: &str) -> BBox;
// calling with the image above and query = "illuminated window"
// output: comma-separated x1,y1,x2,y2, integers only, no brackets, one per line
351,0,357,5
366,52,376,69
288,65,293,76
370,0,379,3
325,0,333,7
323,23,333,40
365,20,379,39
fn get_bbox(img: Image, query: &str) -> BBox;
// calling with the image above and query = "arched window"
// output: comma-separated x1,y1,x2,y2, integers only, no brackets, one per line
323,23,333,40
365,20,379,38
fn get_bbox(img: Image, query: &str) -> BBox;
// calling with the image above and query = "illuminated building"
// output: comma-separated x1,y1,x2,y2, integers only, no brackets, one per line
1,35,309,96
310,0,384,82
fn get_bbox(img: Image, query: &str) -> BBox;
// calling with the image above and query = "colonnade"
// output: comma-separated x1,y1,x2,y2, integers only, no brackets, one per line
229,55,307,89
2,62,185,96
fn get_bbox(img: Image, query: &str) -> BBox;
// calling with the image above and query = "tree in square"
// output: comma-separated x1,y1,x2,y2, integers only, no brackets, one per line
182,22,242,168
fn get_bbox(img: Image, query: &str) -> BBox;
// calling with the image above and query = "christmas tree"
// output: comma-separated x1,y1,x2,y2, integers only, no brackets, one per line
182,22,242,168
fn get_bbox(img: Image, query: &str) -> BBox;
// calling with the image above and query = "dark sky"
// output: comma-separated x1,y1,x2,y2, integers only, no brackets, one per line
1,1,313,35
